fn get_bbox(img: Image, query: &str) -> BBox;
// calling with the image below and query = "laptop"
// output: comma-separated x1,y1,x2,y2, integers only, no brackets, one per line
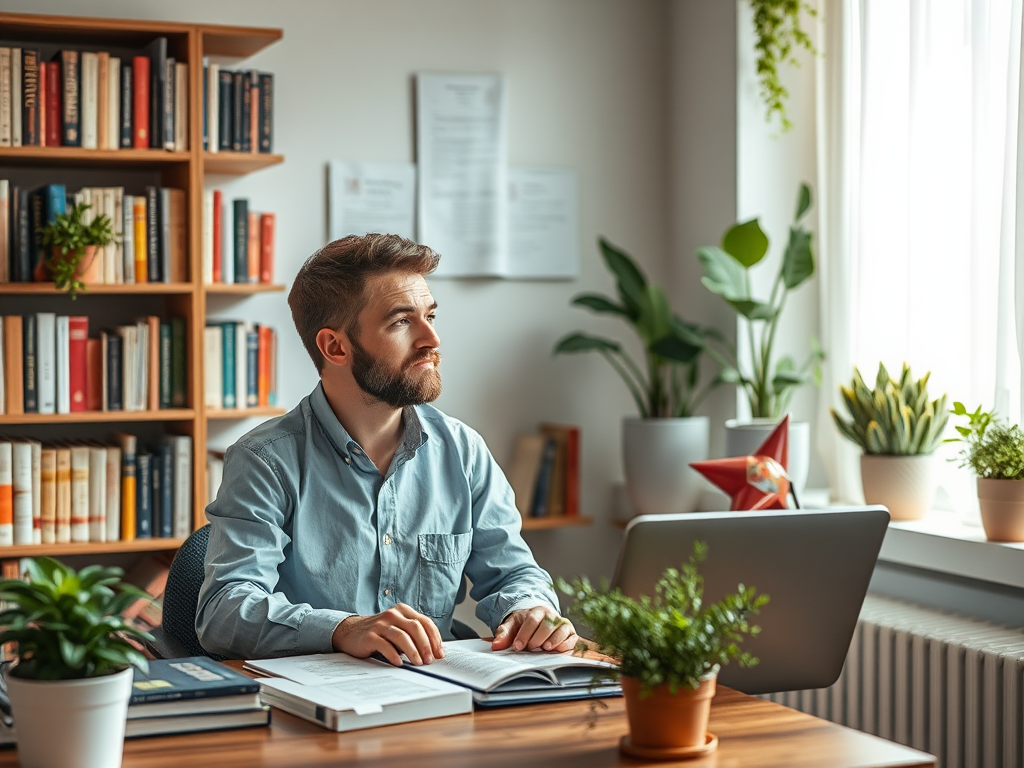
612,506,889,694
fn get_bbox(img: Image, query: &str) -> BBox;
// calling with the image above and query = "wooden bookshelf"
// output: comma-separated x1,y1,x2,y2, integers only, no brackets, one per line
521,516,592,531
0,12,284,558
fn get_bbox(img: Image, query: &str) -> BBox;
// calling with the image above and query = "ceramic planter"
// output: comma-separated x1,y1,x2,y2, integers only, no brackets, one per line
623,417,709,516
725,418,810,495
43,244,101,285
860,454,937,522
976,477,1024,542
619,673,719,759
6,666,133,768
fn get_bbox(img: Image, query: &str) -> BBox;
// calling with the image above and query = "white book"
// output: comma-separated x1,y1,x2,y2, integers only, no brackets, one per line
221,198,234,284
117,325,135,412
36,312,56,414
88,445,107,542
0,179,8,283
235,321,248,411
202,191,214,284
55,447,71,544
30,440,40,545
166,435,192,538
136,320,148,411
11,440,33,546
0,48,10,146
102,187,116,283
107,58,120,150
56,316,71,414
11,48,21,147
204,326,223,409
0,441,12,545
40,447,55,545
123,194,135,283
206,61,219,154
174,61,188,151
69,444,91,543
81,52,99,150
113,188,124,283
105,444,121,542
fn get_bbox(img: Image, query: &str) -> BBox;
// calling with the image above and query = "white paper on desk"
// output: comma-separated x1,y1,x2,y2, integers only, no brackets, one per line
416,72,508,277
245,652,384,686
328,161,417,241
506,166,580,279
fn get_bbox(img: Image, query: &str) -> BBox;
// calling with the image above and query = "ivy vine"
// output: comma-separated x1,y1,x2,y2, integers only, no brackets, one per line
749,0,818,132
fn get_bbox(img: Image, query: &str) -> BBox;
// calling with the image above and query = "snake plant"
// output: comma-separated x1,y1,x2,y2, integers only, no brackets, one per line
831,363,949,455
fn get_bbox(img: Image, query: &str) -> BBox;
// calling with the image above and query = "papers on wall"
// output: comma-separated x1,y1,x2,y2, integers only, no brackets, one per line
328,161,417,241
416,72,509,277
506,166,580,279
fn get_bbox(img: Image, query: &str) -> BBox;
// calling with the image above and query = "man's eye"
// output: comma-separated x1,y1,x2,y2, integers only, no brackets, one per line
427,314,436,323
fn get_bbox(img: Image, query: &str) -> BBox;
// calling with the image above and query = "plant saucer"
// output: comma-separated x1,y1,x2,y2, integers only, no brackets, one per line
619,732,718,761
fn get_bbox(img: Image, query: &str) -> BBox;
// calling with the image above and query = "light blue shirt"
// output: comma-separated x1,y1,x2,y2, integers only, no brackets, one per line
196,383,559,659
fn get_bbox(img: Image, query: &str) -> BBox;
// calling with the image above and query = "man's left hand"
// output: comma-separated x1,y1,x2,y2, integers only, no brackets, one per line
491,605,578,653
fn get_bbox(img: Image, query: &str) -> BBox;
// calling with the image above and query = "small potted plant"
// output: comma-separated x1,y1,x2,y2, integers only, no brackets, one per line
831,363,949,521
559,542,768,759
0,558,152,768
696,183,825,493
949,403,1024,542
553,238,722,516
37,202,116,299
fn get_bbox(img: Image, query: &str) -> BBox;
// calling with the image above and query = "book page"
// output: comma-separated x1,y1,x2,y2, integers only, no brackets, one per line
245,653,385,687
328,160,416,241
506,166,580,279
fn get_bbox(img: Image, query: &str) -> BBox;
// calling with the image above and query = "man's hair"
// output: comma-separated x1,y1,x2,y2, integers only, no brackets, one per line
287,234,440,372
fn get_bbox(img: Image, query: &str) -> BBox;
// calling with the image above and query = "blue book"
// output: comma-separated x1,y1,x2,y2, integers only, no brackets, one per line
31,184,66,278
232,199,248,283
154,443,173,538
119,61,133,148
130,657,260,704
245,327,259,407
530,438,557,518
217,69,233,151
221,322,236,408
135,452,152,538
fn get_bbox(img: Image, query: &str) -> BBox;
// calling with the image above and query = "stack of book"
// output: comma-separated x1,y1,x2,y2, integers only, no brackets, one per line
0,38,188,151
0,314,187,415
505,423,580,519
202,62,274,154
203,321,277,410
0,181,188,285
0,432,193,546
201,192,275,284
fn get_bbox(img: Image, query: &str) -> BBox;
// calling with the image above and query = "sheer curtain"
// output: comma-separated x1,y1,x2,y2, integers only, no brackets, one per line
816,0,1023,512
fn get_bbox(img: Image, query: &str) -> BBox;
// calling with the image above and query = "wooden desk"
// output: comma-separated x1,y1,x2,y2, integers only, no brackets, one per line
0,676,935,767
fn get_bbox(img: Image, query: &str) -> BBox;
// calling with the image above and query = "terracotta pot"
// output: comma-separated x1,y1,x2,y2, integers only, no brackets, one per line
621,673,716,750
47,245,101,285
860,454,937,521
976,477,1024,542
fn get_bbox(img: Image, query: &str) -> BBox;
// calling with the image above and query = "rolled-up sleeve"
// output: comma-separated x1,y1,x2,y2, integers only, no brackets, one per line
195,441,350,659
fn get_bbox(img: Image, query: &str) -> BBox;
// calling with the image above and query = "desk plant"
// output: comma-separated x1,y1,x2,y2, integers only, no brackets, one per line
0,557,152,768
554,237,721,515
949,403,1024,541
559,542,768,757
831,363,948,520
37,201,116,299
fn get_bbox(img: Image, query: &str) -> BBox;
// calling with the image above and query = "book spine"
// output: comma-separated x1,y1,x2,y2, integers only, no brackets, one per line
22,314,37,413
133,195,147,282
12,187,30,283
28,190,45,282
0,48,11,147
3,316,24,415
240,69,254,153
206,62,219,154
11,442,33,545
55,316,69,414
221,323,236,409
170,317,186,407
231,70,244,151
96,52,109,150
269,328,277,406
40,447,56,544
131,56,150,148
246,328,259,407
60,50,80,146
146,187,160,282
159,322,172,409
174,61,187,151
163,57,175,151
0,180,7,284
68,316,88,412
37,59,46,146
159,445,173,538
21,49,39,147
530,439,556,518
11,49,21,147
112,187,124,283
258,73,273,153
147,316,159,412
106,57,120,150
235,322,247,412
171,436,191,539
147,38,167,150
150,450,162,538
247,210,259,284
212,189,223,283
106,332,123,411
70,445,90,542
167,188,187,282
135,452,152,538
119,61,132,148
80,52,98,149
122,194,134,283
88,446,107,542
0,443,13,546
257,325,271,408
233,199,249,283
202,191,214,284
104,445,121,543
204,326,223,409
30,441,40,544
54,448,71,543
248,70,258,153
159,187,171,283
35,312,56,415
260,213,275,283
45,61,61,147
118,435,137,542
217,69,232,151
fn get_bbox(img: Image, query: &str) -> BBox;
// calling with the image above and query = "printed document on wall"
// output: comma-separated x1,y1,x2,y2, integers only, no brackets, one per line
328,161,416,241
416,73,508,277
507,166,580,279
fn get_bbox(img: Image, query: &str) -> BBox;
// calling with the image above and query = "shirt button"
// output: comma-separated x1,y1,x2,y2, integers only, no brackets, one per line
384,588,391,596
344,456,351,465
384,534,392,546
353,447,363,455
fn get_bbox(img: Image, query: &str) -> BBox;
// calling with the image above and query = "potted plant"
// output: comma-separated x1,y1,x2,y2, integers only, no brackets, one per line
747,0,818,131
558,541,768,758
0,557,153,768
831,363,949,521
37,202,116,299
554,237,720,515
949,403,1024,542
696,182,824,493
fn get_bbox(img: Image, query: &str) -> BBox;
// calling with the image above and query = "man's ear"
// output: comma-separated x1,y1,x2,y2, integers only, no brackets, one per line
315,327,352,370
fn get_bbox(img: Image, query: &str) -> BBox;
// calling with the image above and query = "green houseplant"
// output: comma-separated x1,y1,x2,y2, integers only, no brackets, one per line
0,558,152,768
559,541,767,757
831,363,949,521
37,202,116,299
748,0,819,131
554,237,721,515
949,403,1024,541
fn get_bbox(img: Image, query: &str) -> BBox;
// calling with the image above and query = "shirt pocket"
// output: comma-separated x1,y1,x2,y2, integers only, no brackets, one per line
417,532,472,619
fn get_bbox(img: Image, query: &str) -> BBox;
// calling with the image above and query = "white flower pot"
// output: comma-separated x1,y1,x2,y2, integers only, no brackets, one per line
860,454,937,522
623,416,709,515
7,666,133,768
724,418,810,495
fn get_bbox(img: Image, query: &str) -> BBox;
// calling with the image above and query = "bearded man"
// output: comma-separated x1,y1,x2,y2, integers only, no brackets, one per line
196,234,577,663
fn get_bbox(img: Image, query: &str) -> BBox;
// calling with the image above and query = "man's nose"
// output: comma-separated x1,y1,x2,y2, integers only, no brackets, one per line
417,319,440,348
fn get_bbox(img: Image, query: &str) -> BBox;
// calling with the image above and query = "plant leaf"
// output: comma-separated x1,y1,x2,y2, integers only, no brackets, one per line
781,226,814,289
794,183,812,221
553,333,622,355
721,220,769,268
570,293,630,318
598,237,647,320
697,246,747,301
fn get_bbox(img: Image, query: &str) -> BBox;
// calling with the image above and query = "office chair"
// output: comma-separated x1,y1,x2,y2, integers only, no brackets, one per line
149,524,479,660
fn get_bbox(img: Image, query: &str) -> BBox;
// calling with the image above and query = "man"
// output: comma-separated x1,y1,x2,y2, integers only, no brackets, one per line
196,234,578,664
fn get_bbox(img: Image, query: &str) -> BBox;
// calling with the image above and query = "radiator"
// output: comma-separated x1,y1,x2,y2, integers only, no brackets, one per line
761,595,1024,768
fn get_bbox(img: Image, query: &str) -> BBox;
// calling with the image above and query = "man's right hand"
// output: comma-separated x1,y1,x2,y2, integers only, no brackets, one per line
331,604,444,667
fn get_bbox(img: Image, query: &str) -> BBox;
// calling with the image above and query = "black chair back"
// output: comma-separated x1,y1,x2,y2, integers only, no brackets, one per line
159,524,225,661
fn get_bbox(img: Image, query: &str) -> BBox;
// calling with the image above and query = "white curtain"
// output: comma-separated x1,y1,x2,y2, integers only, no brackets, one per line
816,0,1024,509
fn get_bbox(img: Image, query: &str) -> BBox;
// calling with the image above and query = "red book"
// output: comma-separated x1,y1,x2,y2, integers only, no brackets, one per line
68,316,89,412
259,212,275,283
212,190,223,283
257,325,271,407
38,61,47,146
132,56,150,148
85,338,102,411
45,62,62,147
247,210,260,284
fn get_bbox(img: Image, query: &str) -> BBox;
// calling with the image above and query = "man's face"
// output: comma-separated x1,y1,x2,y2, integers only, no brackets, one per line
348,272,442,408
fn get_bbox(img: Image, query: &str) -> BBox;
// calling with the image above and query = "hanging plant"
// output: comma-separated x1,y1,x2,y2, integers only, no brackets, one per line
749,0,818,132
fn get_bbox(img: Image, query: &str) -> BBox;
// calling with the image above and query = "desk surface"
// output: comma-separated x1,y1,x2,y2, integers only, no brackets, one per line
0,673,935,768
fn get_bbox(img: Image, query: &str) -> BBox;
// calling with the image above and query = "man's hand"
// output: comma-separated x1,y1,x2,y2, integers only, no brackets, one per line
332,604,444,667
491,605,578,653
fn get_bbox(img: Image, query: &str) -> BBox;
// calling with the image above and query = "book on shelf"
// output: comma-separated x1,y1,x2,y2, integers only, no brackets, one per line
203,63,273,155
204,321,277,410
504,424,581,520
200,193,276,285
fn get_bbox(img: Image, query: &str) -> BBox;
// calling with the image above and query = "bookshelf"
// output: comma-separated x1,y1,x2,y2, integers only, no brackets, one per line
521,516,592,532
0,12,285,558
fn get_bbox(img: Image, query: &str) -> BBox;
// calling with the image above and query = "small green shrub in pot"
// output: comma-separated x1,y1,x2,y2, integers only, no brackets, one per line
37,202,116,299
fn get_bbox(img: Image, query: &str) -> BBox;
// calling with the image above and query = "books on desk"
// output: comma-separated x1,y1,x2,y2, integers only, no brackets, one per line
245,639,620,731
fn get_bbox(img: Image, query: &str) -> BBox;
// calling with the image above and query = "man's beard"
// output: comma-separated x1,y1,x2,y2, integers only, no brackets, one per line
349,337,442,408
